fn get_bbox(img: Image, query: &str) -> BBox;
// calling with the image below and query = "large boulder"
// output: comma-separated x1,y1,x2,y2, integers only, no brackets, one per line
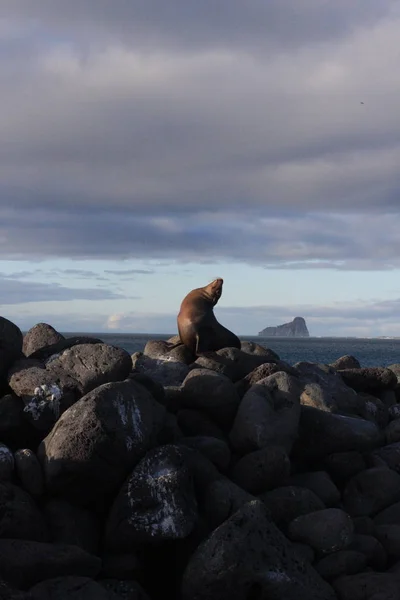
0,317,23,375
43,499,100,555
22,323,64,358
230,446,290,494
28,576,111,600
181,499,336,600
259,485,325,530
230,372,301,455
38,379,166,505
295,362,363,416
105,445,198,550
144,339,195,365
8,359,80,432
0,540,101,590
45,343,133,395
0,482,49,542
296,406,382,458
132,352,190,387
181,369,240,429
338,367,397,393
288,509,354,555
28,336,103,361
343,467,400,517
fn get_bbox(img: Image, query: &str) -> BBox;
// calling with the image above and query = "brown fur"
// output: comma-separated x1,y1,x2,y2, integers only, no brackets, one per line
177,278,241,355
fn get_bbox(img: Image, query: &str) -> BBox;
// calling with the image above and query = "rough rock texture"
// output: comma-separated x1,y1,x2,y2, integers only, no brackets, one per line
2,318,400,598
230,372,302,454
0,540,101,589
45,343,133,395
105,445,198,550
181,500,336,600
258,316,310,337
38,379,166,504
288,508,354,555
23,323,65,358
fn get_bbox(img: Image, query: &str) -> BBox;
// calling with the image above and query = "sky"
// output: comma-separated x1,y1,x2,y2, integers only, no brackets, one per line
1,1,400,337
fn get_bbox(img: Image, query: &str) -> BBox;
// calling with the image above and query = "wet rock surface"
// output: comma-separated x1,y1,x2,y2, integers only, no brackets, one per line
1,326,400,597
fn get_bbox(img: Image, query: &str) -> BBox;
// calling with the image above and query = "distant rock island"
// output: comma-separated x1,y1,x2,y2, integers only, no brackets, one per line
258,316,310,337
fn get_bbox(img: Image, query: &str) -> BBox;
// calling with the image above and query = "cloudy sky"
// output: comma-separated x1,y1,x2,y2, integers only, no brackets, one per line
1,1,400,337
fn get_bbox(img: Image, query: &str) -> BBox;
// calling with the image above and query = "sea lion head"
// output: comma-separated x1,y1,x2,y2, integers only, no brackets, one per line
204,278,223,306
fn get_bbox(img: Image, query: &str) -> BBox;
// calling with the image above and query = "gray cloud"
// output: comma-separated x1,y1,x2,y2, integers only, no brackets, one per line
104,269,154,275
1,208,400,270
0,2,399,266
0,277,134,305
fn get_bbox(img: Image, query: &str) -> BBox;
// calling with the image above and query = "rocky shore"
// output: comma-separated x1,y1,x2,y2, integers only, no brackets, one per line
1,318,400,598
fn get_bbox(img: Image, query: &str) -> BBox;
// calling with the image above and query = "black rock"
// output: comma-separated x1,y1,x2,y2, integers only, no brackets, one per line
315,550,366,581
0,540,101,590
8,359,80,433
343,467,400,517
352,516,375,535
368,441,400,473
181,369,240,429
333,572,399,600
216,346,278,378
22,323,64,358
296,406,382,458
230,445,290,494
324,451,367,487
29,576,110,600
178,436,231,471
0,579,27,599
374,524,400,561
0,482,49,541
181,499,336,600
132,353,189,387
235,361,298,397
338,367,398,393
240,341,280,361
29,336,103,361
100,579,150,600
105,445,198,550
287,471,341,507
0,443,14,481
144,339,195,365
177,409,227,442
46,343,133,395
295,362,362,416
203,478,255,529
349,533,387,570
14,449,44,497
374,501,400,526
43,499,100,555
128,372,166,406
100,553,143,580
0,394,27,448
38,379,166,505
386,418,400,447
288,508,354,555
259,485,325,530
156,412,183,445
191,353,241,382
0,317,23,377
330,355,361,370
230,372,301,455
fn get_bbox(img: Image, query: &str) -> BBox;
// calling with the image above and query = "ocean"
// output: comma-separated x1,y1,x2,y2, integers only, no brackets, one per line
66,333,400,368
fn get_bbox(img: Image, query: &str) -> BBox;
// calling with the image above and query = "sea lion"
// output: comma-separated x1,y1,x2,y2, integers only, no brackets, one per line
177,278,241,355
